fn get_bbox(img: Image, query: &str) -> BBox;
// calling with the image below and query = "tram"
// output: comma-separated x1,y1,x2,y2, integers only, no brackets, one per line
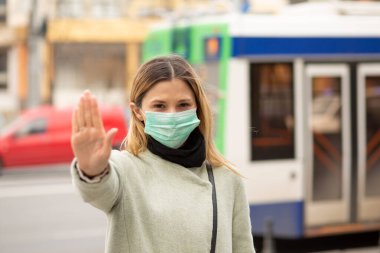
143,6,380,239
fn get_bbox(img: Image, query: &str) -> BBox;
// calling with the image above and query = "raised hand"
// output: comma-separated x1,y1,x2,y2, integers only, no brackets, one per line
71,90,118,177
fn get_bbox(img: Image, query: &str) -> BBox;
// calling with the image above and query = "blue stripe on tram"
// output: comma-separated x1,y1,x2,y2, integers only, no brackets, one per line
250,201,304,238
232,37,380,57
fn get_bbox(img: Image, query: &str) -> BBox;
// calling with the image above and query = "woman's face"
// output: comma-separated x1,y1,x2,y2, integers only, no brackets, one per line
130,78,197,122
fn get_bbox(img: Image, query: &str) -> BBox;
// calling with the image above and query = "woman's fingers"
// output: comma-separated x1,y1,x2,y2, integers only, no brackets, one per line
83,91,93,127
76,90,99,130
78,96,86,128
104,128,118,151
91,95,104,130
72,107,80,134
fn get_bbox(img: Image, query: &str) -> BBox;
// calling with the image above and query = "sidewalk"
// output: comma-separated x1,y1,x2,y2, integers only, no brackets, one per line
316,247,379,253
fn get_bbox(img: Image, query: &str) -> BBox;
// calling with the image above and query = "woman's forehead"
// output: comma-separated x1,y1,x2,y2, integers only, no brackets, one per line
143,79,196,102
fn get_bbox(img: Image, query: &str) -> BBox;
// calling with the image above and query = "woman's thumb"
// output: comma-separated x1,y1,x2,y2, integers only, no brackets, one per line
105,128,118,148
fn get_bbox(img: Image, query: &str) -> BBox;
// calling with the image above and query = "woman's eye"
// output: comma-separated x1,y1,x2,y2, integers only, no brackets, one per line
153,104,165,109
179,103,190,107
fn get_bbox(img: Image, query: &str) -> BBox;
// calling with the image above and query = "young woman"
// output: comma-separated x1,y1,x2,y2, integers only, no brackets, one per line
71,55,255,253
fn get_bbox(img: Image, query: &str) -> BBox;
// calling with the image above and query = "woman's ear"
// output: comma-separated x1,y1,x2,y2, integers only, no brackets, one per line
129,102,144,122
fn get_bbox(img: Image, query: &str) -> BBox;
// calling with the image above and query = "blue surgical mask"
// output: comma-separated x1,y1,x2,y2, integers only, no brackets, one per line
144,108,200,149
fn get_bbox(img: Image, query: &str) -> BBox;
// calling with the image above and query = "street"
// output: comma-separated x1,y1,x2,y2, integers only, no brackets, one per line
0,165,106,253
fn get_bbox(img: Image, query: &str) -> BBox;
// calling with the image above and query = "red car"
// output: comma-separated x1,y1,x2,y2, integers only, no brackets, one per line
0,105,128,172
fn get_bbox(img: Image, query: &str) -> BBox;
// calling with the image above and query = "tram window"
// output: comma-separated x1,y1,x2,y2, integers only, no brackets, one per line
365,76,380,197
0,49,7,90
249,63,295,161
311,76,342,201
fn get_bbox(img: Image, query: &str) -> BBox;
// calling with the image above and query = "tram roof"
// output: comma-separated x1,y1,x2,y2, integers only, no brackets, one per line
149,2,380,37
228,14,380,37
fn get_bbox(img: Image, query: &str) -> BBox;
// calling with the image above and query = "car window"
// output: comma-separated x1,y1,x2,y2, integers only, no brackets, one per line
0,117,24,136
15,118,48,138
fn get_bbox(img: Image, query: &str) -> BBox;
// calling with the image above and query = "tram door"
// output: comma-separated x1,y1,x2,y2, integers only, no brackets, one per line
305,64,351,226
357,64,380,222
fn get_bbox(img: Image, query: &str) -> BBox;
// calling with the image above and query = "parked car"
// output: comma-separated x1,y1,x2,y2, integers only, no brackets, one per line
0,105,128,172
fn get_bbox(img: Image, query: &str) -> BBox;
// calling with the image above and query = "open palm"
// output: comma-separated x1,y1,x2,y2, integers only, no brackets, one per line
71,90,118,177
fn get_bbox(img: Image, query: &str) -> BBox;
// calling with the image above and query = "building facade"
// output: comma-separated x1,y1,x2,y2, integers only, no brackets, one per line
0,0,28,123
2,0,376,122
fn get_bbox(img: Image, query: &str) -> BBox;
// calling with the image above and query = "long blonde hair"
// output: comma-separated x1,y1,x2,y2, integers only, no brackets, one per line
123,55,238,174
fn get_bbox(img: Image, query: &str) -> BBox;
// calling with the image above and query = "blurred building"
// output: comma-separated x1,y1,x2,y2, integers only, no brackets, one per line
0,0,28,122
44,0,238,107
46,0,159,107
1,0,379,120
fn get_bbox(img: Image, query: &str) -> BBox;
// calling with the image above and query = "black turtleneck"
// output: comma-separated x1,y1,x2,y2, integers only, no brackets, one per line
147,128,206,168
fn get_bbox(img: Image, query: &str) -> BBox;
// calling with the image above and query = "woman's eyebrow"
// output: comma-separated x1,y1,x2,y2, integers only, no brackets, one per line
178,98,193,103
150,99,166,104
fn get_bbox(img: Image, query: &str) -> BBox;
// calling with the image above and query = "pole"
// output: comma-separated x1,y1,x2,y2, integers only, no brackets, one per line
27,0,42,107
262,218,276,253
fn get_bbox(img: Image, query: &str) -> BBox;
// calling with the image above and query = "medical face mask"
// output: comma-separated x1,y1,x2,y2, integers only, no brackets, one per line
144,108,200,149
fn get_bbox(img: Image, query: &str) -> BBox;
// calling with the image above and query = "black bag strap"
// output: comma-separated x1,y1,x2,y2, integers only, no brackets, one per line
206,162,217,253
